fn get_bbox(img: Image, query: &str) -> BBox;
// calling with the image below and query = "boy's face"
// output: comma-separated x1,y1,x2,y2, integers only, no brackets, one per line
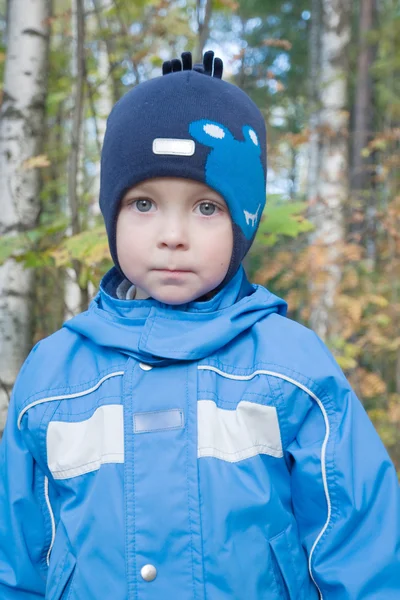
116,177,233,305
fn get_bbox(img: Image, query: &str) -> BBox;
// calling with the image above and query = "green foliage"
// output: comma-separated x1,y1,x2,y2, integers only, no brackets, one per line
329,338,361,371
228,0,311,131
0,219,111,292
0,218,69,266
257,195,314,246
370,4,400,119
50,226,110,268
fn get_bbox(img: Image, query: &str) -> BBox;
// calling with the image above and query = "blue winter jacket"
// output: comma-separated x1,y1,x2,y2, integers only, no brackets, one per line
0,266,399,600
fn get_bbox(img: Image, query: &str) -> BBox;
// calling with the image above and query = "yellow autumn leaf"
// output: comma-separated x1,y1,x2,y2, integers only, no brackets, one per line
341,268,359,290
359,370,387,398
49,227,110,268
50,247,70,268
217,0,239,9
386,338,400,351
285,289,302,311
336,355,357,370
388,397,400,423
367,329,390,347
262,39,292,51
365,294,389,308
22,154,51,170
342,243,363,261
337,295,363,324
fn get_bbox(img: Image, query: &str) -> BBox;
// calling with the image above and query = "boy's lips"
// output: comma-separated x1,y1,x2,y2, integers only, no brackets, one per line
153,268,192,273
153,268,194,279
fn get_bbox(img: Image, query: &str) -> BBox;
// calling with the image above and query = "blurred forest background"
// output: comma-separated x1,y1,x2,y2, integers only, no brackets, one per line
0,0,399,469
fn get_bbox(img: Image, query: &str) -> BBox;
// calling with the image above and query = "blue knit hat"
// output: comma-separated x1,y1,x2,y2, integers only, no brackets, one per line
99,51,267,289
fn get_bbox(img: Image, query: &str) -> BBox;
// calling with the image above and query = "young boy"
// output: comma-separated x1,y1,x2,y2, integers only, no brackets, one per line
0,51,399,600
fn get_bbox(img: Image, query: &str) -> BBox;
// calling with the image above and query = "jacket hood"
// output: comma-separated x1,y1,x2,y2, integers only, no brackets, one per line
64,266,287,366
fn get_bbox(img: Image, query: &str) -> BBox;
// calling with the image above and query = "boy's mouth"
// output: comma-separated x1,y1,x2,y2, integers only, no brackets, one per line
153,268,193,279
154,268,192,273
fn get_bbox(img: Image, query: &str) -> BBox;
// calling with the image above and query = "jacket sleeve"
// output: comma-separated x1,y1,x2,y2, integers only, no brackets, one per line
0,380,48,598
285,348,400,599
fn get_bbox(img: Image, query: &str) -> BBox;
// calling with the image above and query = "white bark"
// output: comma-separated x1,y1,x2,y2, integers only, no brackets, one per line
308,0,351,341
0,0,49,430
64,0,85,319
64,266,83,320
86,9,113,304
88,0,113,215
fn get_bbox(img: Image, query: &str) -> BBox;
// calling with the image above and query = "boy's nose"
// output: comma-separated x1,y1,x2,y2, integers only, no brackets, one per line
157,219,189,250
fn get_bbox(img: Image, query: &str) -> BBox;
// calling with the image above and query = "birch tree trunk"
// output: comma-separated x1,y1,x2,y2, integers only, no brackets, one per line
350,0,377,265
87,0,113,203
64,0,87,319
86,0,113,302
0,0,50,430
308,0,351,341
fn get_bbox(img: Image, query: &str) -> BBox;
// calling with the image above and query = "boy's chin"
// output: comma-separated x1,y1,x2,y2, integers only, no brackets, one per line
150,286,217,306
152,291,202,305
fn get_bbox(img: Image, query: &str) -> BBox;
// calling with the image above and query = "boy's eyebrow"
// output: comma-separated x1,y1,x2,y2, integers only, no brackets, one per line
124,185,152,195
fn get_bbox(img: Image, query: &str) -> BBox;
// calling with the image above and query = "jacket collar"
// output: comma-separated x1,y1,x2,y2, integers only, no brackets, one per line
64,266,287,366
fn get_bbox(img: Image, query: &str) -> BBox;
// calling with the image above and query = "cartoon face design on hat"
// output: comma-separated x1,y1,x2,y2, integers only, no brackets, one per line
189,119,265,239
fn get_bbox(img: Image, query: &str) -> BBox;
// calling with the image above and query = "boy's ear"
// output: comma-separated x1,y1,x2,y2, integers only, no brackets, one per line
189,119,234,148
242,125,261,155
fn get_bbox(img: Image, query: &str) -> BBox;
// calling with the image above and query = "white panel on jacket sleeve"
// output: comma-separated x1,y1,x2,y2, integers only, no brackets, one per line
198,400,283,462
47,404,124,480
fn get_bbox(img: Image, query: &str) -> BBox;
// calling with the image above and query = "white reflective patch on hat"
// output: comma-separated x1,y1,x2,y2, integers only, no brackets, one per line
249,129,258,145
152,138,195,156
203,123,225,139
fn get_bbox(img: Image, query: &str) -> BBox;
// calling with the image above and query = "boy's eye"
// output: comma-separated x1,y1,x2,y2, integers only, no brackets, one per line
134,198,153,212
198,202,218,216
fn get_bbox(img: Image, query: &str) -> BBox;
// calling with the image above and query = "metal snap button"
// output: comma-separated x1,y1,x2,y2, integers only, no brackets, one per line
139,362,153,371
140,564,157,582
